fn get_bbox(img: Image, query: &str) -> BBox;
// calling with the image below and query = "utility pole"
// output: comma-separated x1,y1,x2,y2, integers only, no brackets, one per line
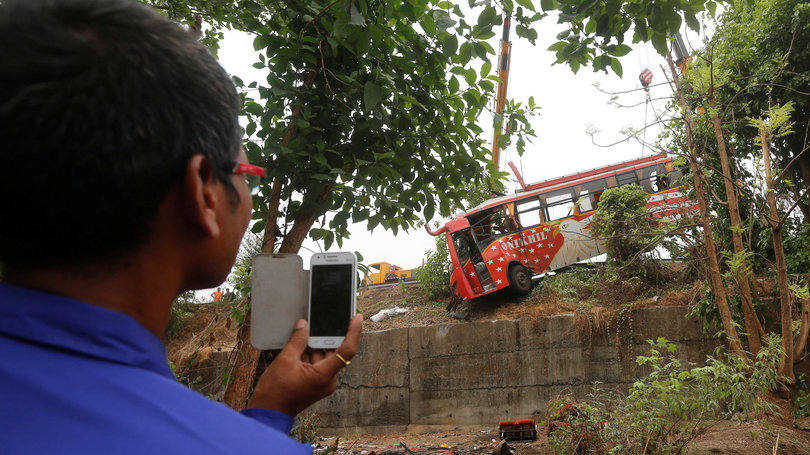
491,12,512,171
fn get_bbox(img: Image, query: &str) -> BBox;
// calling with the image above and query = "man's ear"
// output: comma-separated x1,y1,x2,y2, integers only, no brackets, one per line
184,154,221,238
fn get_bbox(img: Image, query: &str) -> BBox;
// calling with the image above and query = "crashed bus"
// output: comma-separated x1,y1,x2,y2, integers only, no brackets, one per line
425,153,697,303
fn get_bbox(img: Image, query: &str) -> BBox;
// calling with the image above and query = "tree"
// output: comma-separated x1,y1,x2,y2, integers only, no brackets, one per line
143,0,719,410
684,60,765,354
709,0,810,219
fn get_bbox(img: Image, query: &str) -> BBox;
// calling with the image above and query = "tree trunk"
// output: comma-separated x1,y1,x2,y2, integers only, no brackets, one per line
279,185,334,254
221,303,261,410
708,93,763,354
261,180,284,253
798,160,810,220
759,124,794,382
222,70,318,410
666,53,746,359
795,290,809,361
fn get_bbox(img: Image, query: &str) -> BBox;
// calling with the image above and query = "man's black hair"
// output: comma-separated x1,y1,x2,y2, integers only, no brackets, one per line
0,0,241,269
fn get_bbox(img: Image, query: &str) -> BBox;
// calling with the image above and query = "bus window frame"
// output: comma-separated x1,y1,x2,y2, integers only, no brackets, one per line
515,196,544,228
545,190,577,221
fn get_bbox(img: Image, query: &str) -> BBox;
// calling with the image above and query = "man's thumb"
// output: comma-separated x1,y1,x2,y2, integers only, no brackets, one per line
280,319,309,358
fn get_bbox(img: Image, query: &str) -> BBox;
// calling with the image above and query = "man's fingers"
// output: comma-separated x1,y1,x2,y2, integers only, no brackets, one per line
311,349,325,364
338,314,363,360
279,319,309,359
315,314,363,377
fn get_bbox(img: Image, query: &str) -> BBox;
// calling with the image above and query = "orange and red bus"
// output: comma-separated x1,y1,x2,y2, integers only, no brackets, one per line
425,154,696,302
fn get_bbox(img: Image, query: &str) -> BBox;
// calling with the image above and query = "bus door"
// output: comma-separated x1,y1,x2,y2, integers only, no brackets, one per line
515,196,545,273
452,229,494,294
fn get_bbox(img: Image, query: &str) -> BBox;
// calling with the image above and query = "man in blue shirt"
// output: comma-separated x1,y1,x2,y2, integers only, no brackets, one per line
0,0,362,452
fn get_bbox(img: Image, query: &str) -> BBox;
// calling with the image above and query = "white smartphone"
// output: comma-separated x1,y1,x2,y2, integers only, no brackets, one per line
307,252,357,349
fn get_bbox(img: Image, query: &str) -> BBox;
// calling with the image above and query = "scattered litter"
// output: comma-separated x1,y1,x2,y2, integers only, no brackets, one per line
449,311,468,320
652,295,660,302
370,306,408,322
491,440,514,455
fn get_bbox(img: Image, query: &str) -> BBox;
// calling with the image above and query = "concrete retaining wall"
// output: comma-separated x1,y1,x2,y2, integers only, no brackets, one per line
309,305,719,432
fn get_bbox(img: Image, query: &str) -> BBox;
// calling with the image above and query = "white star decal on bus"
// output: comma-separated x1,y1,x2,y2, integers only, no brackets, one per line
496,279,502,284
528,248,534,253
498,257,504,262
519,248,525,253
487,260,493,265
549,243,554,247
496,267,502,271
534,259,540,263
544,254,550,258
469,272,475,277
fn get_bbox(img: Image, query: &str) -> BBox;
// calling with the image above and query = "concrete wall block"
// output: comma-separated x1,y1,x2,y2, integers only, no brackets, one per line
410,383,629,425
309,386,409,428
320,305,715,430
515,314,578,349
409,320,518,359
338,327,409,388
630,306,704,342
410,348,587,390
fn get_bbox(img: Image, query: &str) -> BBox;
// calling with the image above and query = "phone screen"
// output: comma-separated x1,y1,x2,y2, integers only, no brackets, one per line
309,264,353,337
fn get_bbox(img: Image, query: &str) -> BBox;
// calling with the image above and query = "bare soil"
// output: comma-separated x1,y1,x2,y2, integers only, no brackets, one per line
313,426,550,454
312,420,810,454
357,270,702,333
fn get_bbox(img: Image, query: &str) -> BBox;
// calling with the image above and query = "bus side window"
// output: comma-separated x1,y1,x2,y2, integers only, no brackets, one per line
546,193,576,220
593,191,604,209
516,197,543,228
616,171,637,187
576,190,594,213
489,206,519,236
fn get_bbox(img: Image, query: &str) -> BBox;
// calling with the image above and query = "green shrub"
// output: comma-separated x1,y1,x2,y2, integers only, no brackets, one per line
415,236,451,300
292,412,321,444
547,335,784,454
592,184,657,266
166,291,197,337
227,233,262,300
532,266,600,301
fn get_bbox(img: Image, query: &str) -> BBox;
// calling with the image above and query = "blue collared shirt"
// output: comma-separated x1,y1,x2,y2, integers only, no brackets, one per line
0,283,311,454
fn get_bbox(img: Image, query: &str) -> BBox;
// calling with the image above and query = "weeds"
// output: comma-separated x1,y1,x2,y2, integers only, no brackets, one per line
547,335,785,454
292,412,321,444
415,237,451,300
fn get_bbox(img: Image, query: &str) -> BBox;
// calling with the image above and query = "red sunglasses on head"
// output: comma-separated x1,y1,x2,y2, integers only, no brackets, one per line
230,162,265,190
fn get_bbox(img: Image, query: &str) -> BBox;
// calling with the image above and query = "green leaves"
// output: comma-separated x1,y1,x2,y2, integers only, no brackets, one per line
148,0,539,253
363,81,382,111
515,0,536,12
349,3,364,26
651,32,668,56
477,5,497,27
434,10,456,32
610,57,623,77
441,34,459,55
540,0,558,11
611,44,632,57
253,35,271,51
480,61,492,77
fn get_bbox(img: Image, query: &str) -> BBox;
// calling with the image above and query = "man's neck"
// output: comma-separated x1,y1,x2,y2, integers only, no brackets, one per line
5,251,185,338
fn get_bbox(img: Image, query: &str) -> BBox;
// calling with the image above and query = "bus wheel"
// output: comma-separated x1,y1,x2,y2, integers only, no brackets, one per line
508,265,532,295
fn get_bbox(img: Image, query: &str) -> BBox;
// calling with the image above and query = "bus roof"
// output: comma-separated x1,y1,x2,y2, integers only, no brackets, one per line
466,153,672,215
513,153,668,192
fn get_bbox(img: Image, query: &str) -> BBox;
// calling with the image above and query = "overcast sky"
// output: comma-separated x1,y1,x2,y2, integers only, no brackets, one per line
215,11,707,272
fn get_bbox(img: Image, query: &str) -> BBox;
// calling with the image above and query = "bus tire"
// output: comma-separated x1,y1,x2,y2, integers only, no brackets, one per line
508,264,532,295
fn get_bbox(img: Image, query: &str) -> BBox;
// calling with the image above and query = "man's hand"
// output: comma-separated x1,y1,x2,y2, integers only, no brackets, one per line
246,315,363,417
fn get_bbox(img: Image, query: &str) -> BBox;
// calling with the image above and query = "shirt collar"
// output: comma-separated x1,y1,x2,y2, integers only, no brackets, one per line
0,283,174,379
